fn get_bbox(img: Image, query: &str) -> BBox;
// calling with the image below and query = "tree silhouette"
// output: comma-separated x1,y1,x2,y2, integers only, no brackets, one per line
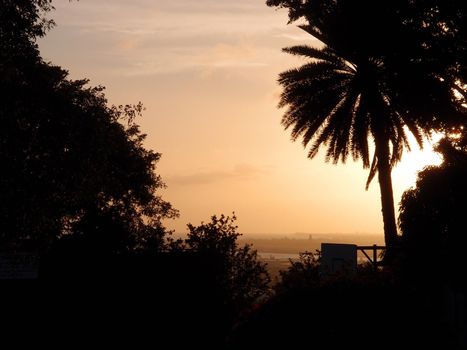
274,250,321,294
267,0,466,251
399,133,467,287
0,0,54,56
404,1,467,107
185,214,271,316
0,1,178,252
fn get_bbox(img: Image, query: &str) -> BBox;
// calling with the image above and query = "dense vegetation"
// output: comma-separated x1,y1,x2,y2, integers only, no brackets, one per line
399,134,467,288
0,0,178,252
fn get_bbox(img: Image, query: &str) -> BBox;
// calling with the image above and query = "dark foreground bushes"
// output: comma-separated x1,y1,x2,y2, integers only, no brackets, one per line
228,271,458,350
0,250,228,348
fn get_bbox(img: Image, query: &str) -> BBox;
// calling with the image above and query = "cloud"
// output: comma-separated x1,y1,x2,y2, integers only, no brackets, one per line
166,163,269,186
46,0,296,77
276,32,322,43
196,42,268,71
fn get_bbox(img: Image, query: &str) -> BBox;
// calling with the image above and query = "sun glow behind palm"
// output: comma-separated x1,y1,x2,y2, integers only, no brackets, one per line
392,132,443,202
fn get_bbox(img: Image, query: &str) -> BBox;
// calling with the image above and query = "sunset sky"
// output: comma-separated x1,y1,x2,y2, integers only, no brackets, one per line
39,0,442,236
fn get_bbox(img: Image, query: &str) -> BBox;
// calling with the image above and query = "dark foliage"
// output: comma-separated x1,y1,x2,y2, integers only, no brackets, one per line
399,133,467,289
185,214,271,318
0,1,178,252
275,249,390,293
229,270,453,349
266,0,467,116
0,0,54,61
274,250,321,293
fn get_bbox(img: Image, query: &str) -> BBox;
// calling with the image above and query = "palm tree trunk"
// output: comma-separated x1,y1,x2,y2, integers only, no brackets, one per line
375,137,398,249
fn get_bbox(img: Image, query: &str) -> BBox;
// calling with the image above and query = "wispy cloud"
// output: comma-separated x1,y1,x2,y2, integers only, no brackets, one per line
44,0,306,77
276,32,322,43
166,163,270,186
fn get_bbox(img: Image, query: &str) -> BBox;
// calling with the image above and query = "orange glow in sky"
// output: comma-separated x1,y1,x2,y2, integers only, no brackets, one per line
39,0,443,236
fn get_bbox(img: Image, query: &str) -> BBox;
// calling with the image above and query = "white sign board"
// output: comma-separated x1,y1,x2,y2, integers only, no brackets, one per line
0,254,39,279
321,243,357,274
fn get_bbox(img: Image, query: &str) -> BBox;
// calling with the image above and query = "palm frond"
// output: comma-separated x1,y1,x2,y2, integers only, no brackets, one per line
283,86,350,144
365,153,378,190
278,61,351,91
279,70,348,110
298,24,327,44
323,90,360,163
282,82,348,142
282,45,339,63
306,94,350,159
389,115,410,166
351,95,370,167
333,87,361,163
401,113,425,149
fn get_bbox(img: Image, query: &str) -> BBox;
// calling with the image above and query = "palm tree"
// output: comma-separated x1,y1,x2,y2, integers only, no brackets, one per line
277,41,427,249
269,0,466,253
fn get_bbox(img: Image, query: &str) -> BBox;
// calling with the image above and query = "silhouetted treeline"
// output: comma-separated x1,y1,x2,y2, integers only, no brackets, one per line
0,0,177,253
0,214,272,348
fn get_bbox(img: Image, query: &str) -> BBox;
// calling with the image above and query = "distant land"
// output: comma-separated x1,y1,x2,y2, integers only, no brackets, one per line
172,232,384,253
238,233,385,281
239,233,384,254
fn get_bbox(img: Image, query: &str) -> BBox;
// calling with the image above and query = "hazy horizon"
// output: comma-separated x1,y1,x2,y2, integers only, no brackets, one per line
174,230,385,239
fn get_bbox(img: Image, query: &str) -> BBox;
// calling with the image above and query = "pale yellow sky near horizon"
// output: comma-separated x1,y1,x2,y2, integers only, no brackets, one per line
39,0,442,236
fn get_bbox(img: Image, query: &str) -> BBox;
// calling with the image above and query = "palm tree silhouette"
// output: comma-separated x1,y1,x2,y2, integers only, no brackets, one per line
269,0,466,262
277,38,428,249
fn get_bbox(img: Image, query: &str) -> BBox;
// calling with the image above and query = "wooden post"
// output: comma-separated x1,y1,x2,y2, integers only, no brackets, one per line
356,245,386,270
373,244,377,270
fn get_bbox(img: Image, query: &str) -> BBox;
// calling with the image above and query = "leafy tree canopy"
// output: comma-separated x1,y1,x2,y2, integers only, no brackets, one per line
267,0,467,131
399,132,467,286
1,0,54,62
0,0,178,252
185,214,271,315
274,250,321,294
